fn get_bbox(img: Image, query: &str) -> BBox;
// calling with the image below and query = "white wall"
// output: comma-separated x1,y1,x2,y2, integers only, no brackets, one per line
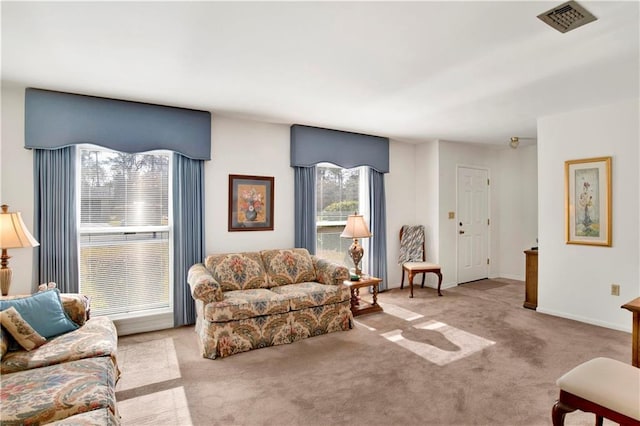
413,141,440,288
1,84,36,296
385,140,418,288
410,139,538,288
538,99,640,332
496,144,538,280
205,115,295,253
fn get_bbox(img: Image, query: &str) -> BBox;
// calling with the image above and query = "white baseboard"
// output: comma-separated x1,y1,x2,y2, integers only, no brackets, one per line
536,307,631,333
496,273,525,281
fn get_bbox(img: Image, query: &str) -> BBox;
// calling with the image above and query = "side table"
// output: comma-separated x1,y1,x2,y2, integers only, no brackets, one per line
343,275,383,317
622,297,640,367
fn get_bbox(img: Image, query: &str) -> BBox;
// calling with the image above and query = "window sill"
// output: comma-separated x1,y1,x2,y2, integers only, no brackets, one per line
110,310,174,336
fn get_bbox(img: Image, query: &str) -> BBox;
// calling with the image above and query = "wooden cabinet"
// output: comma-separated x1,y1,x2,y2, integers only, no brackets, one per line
524,250,538,310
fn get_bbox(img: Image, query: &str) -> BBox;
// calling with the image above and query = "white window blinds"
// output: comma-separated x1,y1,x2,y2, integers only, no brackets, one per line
78,146,172,317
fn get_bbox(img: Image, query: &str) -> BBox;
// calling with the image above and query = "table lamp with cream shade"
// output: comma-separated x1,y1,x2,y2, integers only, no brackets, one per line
0,204,39,296
340,212,371,278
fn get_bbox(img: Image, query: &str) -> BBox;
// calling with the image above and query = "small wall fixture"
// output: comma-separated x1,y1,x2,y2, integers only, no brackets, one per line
509,136,537,149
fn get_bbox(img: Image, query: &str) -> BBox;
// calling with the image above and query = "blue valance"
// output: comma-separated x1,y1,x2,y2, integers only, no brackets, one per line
25,88,211,160
290,125,389,173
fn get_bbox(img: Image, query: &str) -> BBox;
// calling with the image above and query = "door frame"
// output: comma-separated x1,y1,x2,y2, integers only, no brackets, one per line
455,164,492,285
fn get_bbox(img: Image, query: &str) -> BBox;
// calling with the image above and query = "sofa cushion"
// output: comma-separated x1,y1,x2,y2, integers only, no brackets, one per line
0,306,47,351
270,282,350,310
37,283,91,326
203,289,290,322
0,289,79,338
0,357,117,425
260,249,317,287
1,316,119,375
205,252,269,291
0,326,8,359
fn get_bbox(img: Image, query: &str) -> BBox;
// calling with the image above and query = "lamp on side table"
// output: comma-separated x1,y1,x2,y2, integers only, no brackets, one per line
0,204,39,296
340,212,371,278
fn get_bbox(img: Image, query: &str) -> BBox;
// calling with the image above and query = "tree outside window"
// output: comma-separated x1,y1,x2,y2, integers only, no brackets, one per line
316,164,365,267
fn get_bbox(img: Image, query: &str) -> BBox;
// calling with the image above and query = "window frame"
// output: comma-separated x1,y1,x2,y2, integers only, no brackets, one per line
76,144,174,320
315,163,370,273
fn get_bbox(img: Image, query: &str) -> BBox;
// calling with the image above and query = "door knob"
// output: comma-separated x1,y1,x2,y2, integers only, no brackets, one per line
459,230,465,234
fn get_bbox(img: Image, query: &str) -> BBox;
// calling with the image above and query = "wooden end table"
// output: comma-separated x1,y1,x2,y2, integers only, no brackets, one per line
343,275,383,317
622,297,640,367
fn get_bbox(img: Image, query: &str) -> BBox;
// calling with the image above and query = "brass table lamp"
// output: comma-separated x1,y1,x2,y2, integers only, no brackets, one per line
340,212,371,277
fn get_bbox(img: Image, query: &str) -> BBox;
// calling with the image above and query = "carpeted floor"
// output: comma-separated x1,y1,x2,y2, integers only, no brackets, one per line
116,279,631,426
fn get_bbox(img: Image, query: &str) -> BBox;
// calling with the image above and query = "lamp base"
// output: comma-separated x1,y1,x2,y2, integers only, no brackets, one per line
0,267,12,296
348,238,364,277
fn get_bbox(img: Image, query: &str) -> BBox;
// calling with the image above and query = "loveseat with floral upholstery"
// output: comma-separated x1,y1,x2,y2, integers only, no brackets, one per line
187,248,352,359
0,286,120,425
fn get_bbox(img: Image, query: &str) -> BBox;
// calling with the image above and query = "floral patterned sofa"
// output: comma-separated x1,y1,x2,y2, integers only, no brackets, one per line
0,288,120,425
188,248,352,359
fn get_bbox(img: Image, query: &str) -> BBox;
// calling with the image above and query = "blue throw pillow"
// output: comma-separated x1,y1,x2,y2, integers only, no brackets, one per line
0,289,79,339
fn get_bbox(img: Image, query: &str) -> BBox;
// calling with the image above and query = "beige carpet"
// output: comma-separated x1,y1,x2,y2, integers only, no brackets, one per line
116,279,631,426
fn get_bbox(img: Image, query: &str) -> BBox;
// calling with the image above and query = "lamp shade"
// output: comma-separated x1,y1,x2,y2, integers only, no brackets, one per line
0,206,39,249
340,214,371,239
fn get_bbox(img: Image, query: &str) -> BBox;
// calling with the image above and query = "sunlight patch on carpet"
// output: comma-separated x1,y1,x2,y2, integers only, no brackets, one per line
354,320,377,331
381,320,495,366
116,337,181,392
118,386,192,426
378,302,424,321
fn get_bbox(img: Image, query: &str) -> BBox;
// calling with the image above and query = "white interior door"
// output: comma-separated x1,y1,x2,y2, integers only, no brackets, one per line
457,167,489,283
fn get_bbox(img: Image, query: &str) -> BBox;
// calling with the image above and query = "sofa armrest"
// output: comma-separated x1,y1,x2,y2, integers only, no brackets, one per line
312,256,350,286
60,294,91,326
188,263,223,303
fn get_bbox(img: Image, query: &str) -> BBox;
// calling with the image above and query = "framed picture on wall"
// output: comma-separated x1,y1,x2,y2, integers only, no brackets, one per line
228,174,274,232
565,156,611,246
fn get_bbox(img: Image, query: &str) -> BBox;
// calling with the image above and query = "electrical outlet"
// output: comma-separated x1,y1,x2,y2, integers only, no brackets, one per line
611,284,620,296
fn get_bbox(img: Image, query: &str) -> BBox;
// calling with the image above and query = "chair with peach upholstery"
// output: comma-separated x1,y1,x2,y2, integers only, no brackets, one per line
398,225,442,298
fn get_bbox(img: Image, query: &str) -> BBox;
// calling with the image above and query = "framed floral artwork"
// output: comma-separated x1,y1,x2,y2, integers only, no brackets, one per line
228,174,274,231
565,157,611,246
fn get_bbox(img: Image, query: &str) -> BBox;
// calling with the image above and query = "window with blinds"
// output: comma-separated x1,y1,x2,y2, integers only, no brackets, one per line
316,163,368,269
78,146,172,317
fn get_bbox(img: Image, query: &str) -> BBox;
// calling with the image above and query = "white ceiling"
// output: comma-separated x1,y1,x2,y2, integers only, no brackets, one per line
2,1,639,147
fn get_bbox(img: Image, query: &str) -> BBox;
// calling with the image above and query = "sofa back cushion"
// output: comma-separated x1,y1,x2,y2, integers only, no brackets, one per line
0,290,79,339
204,252,269,291
260,249,317,287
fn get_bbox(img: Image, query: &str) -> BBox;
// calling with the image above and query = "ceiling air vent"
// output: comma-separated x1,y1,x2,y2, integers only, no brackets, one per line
537,0,597,33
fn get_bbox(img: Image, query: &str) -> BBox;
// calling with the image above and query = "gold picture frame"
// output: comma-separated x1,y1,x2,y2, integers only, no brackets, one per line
228,174,274,232
565,157,611,246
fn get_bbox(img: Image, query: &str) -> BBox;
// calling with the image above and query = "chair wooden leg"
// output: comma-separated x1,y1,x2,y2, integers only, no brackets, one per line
420,273,426,288
400,269,405,289
409,271,414,298
552,400,575,426
436,271,443,296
